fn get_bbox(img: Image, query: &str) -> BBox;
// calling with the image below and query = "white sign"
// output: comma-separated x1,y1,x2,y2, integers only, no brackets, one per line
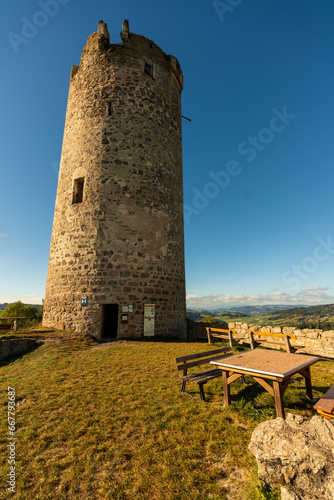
144,304,155,336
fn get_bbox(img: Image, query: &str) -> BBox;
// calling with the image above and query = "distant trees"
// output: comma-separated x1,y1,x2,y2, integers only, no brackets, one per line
200,316,221,324
0,301,42,328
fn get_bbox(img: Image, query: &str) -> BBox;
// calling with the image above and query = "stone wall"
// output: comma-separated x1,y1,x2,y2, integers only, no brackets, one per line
227,322,334,358
43,20,186,340
0,339,40,361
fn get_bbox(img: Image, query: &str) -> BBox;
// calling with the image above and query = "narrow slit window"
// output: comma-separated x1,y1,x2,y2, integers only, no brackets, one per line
72,177,84,204
108,102,112,116
144,62,154,77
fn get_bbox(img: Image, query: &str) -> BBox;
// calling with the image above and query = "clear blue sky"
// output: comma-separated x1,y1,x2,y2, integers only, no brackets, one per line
1,0,334,310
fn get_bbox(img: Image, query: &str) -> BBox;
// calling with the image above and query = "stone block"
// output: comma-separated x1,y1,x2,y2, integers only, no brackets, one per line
282,327,296,335
241,323,248,329
261,326,272,333
293,329,305,337
321,330,334,339
249,414,334,500
306,331,320,339
228,322,235,329
272,327,282,333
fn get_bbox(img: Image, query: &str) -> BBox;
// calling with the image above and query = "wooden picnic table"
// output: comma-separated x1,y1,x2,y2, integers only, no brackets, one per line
211,349,319,418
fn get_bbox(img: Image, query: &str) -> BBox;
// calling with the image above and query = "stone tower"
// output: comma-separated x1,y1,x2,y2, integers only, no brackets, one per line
43,20,186,340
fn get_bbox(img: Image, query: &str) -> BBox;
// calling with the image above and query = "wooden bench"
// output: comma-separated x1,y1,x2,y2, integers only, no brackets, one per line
206,328,235,348
314,384,334,420
0,317,26,331
175,347,233,401
0,324,12,330
206,327,303,354
248,331,302,353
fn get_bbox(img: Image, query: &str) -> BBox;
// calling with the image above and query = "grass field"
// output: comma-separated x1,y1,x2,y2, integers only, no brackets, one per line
1,328,333,499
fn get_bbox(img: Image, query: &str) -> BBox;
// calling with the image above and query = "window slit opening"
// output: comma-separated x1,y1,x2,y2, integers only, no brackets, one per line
144,62,154,77
72,177,84,204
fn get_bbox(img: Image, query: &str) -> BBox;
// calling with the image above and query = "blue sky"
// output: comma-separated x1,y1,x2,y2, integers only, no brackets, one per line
1,0,334,309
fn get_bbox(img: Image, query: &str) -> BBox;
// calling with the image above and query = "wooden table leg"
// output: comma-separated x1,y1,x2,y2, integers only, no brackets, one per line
301,367,313,400
222,370,231,407
273,381,285,418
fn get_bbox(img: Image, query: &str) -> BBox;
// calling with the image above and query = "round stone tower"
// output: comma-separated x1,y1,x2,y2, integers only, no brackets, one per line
43,20,186,340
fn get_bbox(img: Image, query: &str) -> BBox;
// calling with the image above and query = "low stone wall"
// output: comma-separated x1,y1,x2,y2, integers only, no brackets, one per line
228,322,334,358
0,339,41,361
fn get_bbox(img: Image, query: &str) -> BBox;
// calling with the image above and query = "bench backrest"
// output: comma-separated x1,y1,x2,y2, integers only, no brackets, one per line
250,331,297,340
176,347,232,372
206,327,296,339
206,328,233,333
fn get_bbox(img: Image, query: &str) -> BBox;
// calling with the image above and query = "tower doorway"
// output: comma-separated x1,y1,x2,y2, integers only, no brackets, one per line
101,304,118,339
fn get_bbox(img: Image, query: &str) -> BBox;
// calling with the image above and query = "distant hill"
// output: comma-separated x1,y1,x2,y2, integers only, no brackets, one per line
212,305,304,315
187,303,334,330
0,303,41,313
186,309,213,321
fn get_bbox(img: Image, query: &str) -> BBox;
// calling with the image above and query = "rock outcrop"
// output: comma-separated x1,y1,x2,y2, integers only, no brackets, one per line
249,413,334,500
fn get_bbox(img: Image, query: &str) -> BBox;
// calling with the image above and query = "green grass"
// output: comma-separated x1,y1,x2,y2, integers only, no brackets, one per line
1,329,333,499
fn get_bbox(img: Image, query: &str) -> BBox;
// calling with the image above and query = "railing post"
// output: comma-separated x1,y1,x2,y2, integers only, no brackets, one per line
284,334,292,353
228,330,234,348
207,328,212,344
249,331,255,350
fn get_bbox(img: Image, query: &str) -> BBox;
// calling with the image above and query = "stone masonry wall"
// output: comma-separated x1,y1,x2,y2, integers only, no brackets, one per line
43,21,186,340
227,322,334,358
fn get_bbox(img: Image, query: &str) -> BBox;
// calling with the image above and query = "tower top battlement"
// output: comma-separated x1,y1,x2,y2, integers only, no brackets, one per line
71,20,183,91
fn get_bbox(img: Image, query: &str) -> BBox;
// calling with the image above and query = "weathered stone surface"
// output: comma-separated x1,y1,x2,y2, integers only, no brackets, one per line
261,326,272,333
282,326,296,335
43,20,186,340
249,414,334,500
280,486,306,500
303,329,322,339
321,330,334,339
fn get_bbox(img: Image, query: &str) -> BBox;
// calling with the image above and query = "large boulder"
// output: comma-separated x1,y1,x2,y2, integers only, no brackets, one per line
249,413,334,500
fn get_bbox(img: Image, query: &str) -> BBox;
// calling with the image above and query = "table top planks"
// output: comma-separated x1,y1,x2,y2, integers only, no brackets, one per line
211,349,319,379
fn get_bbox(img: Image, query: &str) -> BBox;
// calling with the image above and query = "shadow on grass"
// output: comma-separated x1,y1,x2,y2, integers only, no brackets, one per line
118,336,211,344
0,343,43,367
